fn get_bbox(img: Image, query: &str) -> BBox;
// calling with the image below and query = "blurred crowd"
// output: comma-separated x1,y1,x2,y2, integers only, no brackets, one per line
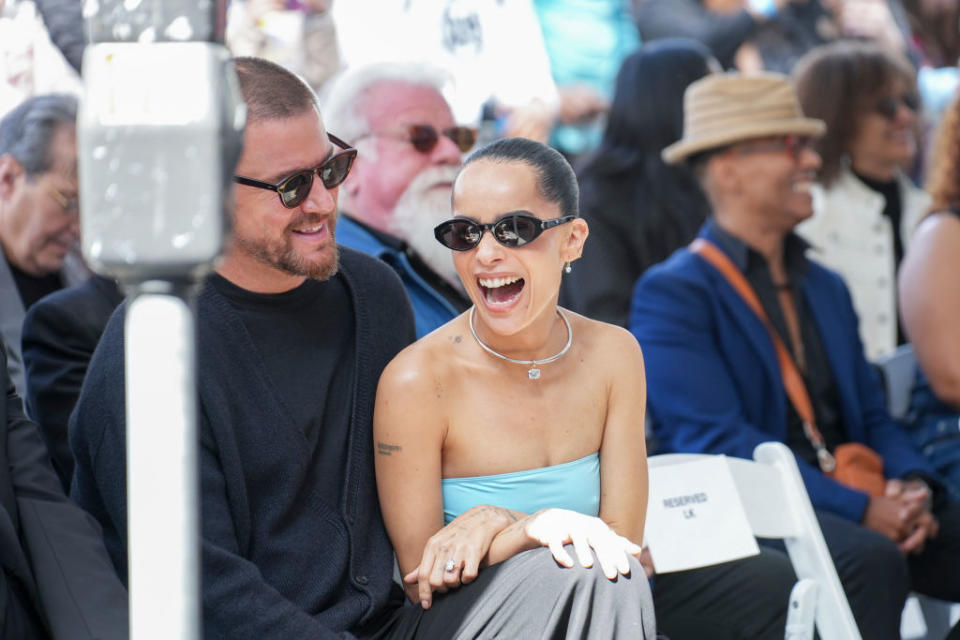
4,0,958,153
3,0,960,639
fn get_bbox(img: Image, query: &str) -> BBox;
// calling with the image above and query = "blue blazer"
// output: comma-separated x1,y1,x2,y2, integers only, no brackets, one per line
629,222,936,522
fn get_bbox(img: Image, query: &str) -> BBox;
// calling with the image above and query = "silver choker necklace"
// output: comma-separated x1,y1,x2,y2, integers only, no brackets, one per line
468,306,573,380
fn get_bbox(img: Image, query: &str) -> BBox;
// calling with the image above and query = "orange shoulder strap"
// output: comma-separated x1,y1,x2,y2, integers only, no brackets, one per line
689,238,836,472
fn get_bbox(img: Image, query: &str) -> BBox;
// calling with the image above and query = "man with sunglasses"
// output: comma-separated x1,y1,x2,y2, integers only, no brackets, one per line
325,63,474,337
71,57,642,640
630,72,960,639
71,55,413,639
0,94,88,399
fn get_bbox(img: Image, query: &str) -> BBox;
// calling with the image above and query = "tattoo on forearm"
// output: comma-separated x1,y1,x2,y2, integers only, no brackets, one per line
377,442,402,456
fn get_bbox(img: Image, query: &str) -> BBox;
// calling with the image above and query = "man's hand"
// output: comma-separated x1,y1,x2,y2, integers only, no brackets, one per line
885,478,939,553
865,480,939,553
863,495,913,541
887,478,933,507
899,510,939,554
525,508,642,580
403,505,516,609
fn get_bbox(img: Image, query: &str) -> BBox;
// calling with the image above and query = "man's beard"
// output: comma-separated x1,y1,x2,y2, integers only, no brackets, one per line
235,213,340,281
388,165,462,290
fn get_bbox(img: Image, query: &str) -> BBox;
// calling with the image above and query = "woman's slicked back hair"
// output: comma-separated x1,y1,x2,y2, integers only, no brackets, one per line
462,137,579,218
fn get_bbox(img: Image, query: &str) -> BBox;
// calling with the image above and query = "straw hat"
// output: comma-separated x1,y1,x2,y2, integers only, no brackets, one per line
662,72,826,165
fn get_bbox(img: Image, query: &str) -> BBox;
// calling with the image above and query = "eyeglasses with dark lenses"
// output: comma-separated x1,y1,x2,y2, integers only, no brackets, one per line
874,93,920,120
434,214,576,251
233,132,357,209
406,124,477,154
734,135,816,161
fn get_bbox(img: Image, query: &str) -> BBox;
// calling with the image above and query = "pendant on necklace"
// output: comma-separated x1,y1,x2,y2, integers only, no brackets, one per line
527,366,541,380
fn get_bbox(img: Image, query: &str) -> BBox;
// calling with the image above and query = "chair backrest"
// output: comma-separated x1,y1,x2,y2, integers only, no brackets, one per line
647,442,862,640
874,343,917,419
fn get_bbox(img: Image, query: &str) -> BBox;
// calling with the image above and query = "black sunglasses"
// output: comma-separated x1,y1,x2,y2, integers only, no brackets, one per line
434,213,576,251
874,93,919,120
407,124,477,153
362,124,477,154
233,133,357,208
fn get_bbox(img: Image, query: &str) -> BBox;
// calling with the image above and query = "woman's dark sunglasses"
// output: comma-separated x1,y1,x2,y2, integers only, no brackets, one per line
434,214,576,251
233,133,357,208
405,124,477,154
874,93,919,120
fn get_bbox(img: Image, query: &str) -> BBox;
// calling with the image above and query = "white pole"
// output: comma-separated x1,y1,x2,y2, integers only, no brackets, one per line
124,288,200,640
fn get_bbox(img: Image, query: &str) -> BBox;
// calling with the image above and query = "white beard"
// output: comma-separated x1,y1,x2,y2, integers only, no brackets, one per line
387,165,464,290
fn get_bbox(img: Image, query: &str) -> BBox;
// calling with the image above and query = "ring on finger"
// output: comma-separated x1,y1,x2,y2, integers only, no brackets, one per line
444,559,457,573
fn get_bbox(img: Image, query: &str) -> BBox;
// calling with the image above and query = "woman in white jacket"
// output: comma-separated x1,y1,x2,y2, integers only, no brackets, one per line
792,40,929,360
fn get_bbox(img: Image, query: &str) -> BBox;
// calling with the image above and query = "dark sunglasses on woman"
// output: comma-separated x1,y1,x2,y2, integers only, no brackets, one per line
233,133,357,209
874,92,919,120
434,213,575,251
363,124,477,154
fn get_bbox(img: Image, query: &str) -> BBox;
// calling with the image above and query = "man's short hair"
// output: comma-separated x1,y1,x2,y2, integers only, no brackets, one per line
0,94,77,177
462,137,579,219
322,62,451,144
233,57,320,123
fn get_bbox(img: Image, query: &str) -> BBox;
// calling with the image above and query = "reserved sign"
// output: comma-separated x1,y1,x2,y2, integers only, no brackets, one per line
645,456,759,573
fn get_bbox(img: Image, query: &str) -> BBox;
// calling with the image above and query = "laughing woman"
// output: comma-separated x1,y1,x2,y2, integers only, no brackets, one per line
372,138,654,638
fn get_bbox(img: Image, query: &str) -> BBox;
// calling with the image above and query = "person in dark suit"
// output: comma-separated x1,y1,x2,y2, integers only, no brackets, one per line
0,340,127,639
21,275,123,490
0,94,90,398
630,71,960,639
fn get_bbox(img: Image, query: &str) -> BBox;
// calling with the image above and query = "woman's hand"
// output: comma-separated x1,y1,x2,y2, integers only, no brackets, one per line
525,508,642,580
403,505,517,609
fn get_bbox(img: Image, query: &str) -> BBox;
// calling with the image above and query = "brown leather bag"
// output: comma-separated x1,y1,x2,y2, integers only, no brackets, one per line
691,238,885,497
831,443,885,497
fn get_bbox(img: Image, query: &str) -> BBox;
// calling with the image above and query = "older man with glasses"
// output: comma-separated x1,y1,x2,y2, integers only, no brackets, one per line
630,71,960,640
324,62,476,337
0,94,88,398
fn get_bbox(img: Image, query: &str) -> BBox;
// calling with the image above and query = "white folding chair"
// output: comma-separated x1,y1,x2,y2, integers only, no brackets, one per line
647,442,862,640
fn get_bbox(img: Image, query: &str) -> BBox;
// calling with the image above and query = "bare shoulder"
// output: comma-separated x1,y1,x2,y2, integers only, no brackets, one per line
375,322,462,446
564,309,645,373
378,314,468,398
904,212,960,280
913,211,960,249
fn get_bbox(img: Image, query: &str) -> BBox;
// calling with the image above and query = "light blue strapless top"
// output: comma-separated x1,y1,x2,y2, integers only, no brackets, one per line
441,453,600,524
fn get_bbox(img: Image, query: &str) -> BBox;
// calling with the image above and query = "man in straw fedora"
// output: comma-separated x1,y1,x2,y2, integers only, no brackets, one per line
630,72,960,639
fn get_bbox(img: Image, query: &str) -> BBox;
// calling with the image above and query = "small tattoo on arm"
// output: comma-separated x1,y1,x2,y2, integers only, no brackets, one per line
377,442,402,456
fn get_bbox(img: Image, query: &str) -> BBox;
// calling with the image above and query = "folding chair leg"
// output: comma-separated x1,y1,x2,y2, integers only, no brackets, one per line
785,579,818,640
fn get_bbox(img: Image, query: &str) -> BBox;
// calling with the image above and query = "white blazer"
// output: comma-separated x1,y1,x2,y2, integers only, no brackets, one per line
799,167,929,361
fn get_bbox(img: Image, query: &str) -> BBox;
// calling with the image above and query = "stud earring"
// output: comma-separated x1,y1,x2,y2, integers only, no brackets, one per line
563,262,572,274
